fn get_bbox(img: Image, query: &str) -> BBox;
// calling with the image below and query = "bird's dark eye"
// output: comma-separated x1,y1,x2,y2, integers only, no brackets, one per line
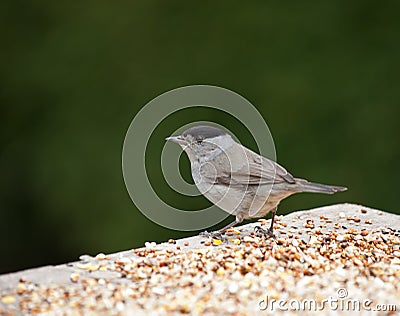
196,136,204,144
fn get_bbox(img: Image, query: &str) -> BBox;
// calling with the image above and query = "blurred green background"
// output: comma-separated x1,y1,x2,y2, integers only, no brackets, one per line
1,1,399,274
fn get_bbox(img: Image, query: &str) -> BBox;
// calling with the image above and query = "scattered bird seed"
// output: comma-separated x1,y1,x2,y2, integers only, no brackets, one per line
1,208,399,315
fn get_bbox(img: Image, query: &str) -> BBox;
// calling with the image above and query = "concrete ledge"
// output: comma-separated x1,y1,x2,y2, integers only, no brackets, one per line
1,203,399,315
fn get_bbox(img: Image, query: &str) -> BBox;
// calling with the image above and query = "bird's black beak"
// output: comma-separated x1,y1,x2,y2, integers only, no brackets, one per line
165,136,185,144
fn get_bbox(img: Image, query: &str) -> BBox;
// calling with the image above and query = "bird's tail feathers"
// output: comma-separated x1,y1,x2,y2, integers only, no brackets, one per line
294,179,347,194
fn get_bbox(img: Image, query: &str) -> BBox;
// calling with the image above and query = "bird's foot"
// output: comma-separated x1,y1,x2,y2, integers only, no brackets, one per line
199,230,224,240
254,226,275,239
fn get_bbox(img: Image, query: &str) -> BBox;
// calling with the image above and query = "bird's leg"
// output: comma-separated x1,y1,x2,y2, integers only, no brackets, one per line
218,217,242,233
255,207,277,238
200,215,243,239
268,207,277,236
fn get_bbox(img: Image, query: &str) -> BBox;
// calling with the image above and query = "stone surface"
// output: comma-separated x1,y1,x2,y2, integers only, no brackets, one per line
1,203,399,315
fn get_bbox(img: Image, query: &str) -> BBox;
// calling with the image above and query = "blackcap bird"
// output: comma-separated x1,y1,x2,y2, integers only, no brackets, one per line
166,125,347,237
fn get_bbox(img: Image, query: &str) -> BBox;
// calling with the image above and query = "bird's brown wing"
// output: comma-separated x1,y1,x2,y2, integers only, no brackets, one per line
203,144,295,186
247,150,296,184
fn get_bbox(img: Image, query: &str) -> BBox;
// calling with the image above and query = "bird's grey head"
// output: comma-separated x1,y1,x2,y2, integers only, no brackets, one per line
166,125,235,162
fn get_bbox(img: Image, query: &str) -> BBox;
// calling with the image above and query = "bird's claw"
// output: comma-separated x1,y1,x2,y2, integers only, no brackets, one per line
199,230,224,240
254,226,275,239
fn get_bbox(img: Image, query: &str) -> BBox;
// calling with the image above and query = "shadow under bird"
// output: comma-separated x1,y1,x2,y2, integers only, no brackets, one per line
166,125,347,237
